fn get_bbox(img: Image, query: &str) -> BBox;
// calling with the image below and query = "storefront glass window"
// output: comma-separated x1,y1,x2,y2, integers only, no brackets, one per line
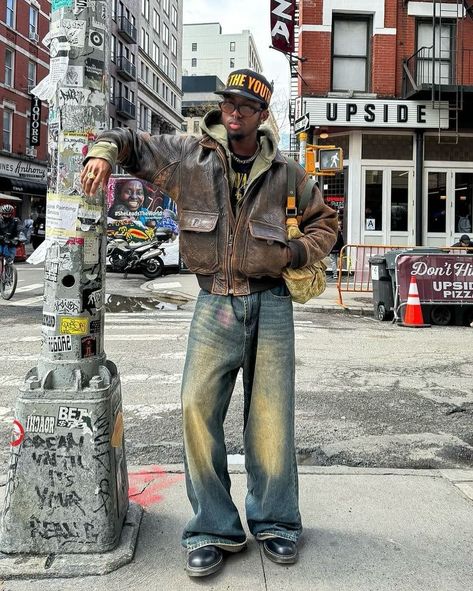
365,170,383,231
390,171,408,231
427,172,447,233
454,173,473,234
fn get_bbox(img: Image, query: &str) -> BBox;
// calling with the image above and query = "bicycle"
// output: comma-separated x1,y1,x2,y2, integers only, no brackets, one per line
0,251,18,300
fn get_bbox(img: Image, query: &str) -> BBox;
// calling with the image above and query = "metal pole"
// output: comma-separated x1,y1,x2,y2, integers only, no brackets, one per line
415,130,424,246
0,0,141,574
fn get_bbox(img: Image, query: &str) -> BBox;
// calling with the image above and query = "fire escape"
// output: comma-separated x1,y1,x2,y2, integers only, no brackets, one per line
403,0,473,143
288,1,301,153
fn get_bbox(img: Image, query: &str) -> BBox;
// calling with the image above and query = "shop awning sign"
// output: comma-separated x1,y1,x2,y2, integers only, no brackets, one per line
303,98,449,129
397,254,473,303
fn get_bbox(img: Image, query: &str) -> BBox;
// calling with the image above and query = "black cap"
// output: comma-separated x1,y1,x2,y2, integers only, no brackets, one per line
215,69,273,106
460,234,471,242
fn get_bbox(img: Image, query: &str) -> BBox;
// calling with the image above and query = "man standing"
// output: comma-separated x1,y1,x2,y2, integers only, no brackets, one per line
81,69,337,577
0,205,21,263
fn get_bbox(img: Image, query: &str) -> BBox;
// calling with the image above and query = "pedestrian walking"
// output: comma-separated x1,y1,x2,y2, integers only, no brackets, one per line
81,68,337,577
328,219,345,280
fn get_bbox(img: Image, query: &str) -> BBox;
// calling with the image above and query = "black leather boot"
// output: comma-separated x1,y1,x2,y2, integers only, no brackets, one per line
262,537,298,564
186,545,224,577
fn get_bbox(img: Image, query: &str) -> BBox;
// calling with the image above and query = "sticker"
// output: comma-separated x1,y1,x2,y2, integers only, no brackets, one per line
45,194,80,242
60,131,88,154
84,237,100,264
44,260,59,282
52,0,73,10
47,335,73,352
90,319,101,333
73,0,87,15
31,56,69,101
42,313,56,329
26,415,56,435
81,336,97,358
64,65,84,87
10,420,25,447
57,406,92,430
88,30,104,51
111,412,124,448
59,88,90,107
58,251,73,270
59,316,88,335
62,19,87,47
83,288,103,314
54,298,81,315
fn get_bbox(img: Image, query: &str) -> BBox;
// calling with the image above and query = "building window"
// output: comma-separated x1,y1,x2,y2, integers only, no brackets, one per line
182,121,188,132
162,53,169,76
5,49,14,87
191,58,197,67
3,109,13,152
27,61,36,90
416,20,455,85
170,63,177,83
29,5,38,36
153,9,160,34
230,41,236,52
230,58,235,68
365,170,383,231
111,35,116,62
332,16,370,92
141,28,149,54
6,0,15,28
192,42,197,51
139,103,149,131
427,172,447,233
163,23,169,46
141,0,149,20
171,5,178,28
193,120,200,134
110,76,115,101
153,42,159,65
163,0,169,15
171,35,177,56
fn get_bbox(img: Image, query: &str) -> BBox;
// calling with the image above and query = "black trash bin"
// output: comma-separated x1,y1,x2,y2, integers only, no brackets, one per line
369,255,395,321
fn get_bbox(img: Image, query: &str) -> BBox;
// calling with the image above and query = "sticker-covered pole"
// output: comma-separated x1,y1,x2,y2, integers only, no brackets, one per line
0,0,141,571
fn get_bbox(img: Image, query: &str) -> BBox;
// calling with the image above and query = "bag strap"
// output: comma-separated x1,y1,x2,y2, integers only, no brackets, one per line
286,158,316,223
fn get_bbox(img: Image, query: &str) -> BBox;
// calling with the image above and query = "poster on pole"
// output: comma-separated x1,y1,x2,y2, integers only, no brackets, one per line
270,0,296,54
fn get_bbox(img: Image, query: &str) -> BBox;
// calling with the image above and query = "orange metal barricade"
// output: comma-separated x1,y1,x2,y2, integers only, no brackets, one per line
336,244,473,307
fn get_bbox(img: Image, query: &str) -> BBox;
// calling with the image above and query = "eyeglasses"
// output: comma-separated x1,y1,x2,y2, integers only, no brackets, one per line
219,101,262,117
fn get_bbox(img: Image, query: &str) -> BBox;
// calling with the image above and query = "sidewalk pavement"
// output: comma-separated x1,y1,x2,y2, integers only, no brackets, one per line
3,466,473,590
128,272,375,316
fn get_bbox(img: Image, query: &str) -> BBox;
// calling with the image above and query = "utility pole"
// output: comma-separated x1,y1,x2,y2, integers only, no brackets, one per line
0,0,141,578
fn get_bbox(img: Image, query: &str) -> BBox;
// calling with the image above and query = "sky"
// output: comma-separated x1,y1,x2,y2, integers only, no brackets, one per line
182,0,292,129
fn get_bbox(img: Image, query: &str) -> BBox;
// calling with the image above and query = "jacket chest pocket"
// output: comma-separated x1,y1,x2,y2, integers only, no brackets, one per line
179,210,219,274
241,219,289,277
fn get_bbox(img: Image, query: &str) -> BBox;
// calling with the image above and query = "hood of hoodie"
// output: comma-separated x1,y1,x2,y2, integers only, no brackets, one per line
200,109,279,166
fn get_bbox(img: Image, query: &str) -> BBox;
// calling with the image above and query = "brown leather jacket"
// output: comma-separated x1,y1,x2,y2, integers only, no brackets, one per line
87,110,338,296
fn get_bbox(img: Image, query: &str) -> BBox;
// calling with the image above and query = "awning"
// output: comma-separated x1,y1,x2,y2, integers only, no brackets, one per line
0,176,46,195
0,192,21,201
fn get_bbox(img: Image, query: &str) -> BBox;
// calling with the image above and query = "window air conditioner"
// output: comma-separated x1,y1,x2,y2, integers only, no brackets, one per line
26,146,37,157
29,31,39,42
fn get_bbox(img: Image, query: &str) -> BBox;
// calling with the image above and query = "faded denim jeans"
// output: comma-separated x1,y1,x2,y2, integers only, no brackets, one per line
181,285,302,551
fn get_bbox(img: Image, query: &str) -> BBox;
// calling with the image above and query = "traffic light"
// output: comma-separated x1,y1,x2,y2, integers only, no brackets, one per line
318,147,343,172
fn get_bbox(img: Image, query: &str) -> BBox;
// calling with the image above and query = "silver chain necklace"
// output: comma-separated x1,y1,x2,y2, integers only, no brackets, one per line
231,147,260,165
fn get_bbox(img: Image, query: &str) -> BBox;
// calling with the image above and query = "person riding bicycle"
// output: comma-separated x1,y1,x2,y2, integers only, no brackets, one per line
0,204,21,263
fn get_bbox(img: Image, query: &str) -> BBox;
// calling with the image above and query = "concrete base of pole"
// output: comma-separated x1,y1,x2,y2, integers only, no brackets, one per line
0,501,143,579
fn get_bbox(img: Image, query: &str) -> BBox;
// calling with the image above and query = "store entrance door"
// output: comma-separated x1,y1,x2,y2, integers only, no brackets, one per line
362,167,414,246
425,170,473,246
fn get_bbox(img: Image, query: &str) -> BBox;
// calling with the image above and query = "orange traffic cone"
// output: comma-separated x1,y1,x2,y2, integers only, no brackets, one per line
400,276,430,328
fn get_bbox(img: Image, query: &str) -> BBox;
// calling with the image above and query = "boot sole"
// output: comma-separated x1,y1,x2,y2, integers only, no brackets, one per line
263,543,298,564
186,553,223,577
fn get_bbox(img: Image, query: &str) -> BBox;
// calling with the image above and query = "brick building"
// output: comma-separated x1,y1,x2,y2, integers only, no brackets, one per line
296,0,473,247
0,0,50,218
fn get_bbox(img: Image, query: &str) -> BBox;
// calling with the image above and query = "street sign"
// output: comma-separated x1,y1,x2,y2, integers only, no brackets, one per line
294,113,310,134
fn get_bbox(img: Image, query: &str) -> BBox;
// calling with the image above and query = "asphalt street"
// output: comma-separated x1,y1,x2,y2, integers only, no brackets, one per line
1,263,472,472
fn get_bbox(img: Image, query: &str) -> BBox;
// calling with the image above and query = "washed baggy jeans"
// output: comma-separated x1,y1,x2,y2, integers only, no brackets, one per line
181,285,302,551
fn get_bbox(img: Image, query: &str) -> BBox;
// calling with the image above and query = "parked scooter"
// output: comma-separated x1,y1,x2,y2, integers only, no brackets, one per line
107,237,165,278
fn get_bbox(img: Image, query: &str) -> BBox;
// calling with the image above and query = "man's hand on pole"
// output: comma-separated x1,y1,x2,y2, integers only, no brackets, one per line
80,158,112,196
